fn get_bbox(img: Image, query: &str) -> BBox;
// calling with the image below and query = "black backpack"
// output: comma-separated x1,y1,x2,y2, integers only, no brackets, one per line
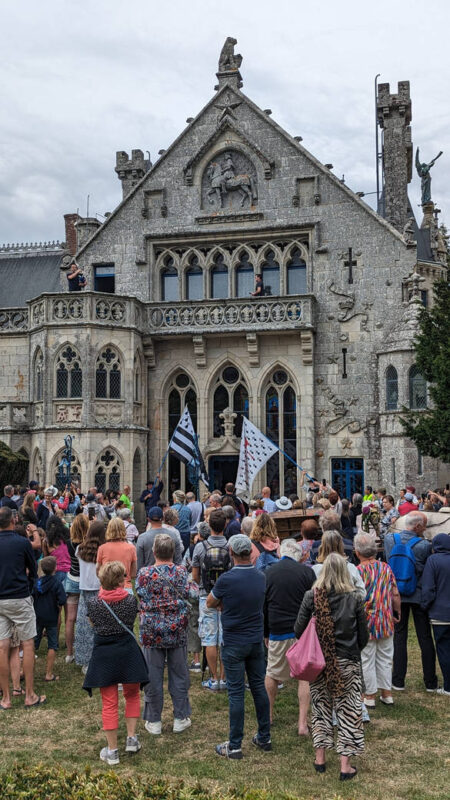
201,539,231,593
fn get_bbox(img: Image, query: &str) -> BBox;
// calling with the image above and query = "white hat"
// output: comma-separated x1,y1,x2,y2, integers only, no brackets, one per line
275,496,292,511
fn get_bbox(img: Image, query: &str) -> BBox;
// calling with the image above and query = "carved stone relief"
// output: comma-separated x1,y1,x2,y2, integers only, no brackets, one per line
55,404,82,423
95,300,125,322
12,406,27,424
328,282,372,330
0,406,7,427
202,150,257,210
94,403,123,425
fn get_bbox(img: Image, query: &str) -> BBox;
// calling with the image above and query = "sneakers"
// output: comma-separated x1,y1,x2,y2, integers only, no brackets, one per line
125,735,141,753
189,661,201,673
173,717,192,733
219,679,228,691
100,747,119,766
251,734,272,752
380,695,394,705
426,687,438,693
215,741,243,760
65,655,75,664
436,688,450,696
202,678,219,692
392,684,405,691
144,720,162,735
363,696,376,708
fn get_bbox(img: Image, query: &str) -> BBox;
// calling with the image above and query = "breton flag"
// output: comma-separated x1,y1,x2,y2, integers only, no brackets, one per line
235,417,278,494
169,406,209,487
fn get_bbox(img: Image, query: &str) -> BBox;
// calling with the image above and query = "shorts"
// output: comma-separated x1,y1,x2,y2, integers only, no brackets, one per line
266,638,296,682
64,576,80,599
35,622,59,651
198,595,223,647
0,597,37,642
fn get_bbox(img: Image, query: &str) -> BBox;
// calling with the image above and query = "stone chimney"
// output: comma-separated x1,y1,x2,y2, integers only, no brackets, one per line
115,149,150,199
64,213,81,255
377,81,412,232
74,217,102,250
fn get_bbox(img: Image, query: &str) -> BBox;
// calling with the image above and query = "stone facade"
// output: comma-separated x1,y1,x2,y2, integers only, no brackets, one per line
0,39,448,509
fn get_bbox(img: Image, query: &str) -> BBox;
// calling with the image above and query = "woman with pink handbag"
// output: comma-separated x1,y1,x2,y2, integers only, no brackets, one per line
294,553,369,782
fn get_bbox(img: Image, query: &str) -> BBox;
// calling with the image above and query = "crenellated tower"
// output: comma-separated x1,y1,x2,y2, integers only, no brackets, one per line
377,81,412,233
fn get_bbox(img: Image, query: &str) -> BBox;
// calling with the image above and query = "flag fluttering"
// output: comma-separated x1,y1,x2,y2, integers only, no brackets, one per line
169,406,209,487
235,417,278,494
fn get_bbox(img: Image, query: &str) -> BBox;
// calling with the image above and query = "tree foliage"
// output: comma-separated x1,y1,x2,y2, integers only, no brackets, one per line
400,278,450,462
0,441,29,489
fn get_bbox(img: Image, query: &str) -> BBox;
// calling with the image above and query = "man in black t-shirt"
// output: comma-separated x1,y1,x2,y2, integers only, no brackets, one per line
0,485,18,511
264,538,315,733
66,261,85,292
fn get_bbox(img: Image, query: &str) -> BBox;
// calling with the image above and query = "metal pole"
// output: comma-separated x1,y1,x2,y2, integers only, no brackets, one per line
375,74,381,213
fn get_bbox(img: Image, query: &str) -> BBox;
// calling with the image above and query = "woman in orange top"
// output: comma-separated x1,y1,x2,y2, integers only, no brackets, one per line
97,518,137,592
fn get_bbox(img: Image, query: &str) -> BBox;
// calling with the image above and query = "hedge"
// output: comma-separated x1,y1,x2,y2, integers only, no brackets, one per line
0,440,29,490
0,765,344,800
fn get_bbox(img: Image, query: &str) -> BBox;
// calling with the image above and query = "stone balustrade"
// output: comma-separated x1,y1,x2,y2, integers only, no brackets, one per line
0,292,316,336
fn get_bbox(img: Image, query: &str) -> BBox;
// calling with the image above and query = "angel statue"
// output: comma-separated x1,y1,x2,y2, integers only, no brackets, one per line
415,147,443,204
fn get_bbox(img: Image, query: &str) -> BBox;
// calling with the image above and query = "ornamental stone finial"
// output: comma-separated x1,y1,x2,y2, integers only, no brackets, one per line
216,37,243,90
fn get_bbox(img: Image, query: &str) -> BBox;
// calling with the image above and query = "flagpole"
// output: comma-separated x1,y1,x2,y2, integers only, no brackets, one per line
153,437,173,484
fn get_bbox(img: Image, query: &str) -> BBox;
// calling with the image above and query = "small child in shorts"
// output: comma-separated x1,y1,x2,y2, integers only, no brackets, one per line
33,556,67,681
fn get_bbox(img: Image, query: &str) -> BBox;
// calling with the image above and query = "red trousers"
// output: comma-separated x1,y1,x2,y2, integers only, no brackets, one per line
99,683,141,730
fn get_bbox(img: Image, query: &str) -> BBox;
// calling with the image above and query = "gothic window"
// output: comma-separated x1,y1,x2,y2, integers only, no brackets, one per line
167,373,197,493
265,369,297,498
386,365,398,410
94,449,122,493
96,347,121,399
55,345,82,399
213,365,248,437
134,354,141,402
235,251,254,298
34,350,43,401
287,247,307,294
210,253,228,299
261,249,280,296
161,255,179,301
54,450,82,492
186,255,203,301
409,365,427,409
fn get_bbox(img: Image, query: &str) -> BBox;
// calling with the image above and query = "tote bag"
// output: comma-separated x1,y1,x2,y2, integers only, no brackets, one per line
286,615,325,681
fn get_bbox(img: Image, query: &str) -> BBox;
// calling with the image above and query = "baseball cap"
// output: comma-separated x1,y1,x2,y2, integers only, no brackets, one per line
228,534,252,555
404,492,414,502
148,506,163,521
29,481,38,489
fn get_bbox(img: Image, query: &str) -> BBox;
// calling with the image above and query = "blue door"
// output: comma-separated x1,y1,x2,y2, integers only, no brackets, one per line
331,458,364,500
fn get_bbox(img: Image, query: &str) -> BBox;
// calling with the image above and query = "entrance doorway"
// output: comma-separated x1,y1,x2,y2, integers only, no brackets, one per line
208,455,239,493
331,458,364,500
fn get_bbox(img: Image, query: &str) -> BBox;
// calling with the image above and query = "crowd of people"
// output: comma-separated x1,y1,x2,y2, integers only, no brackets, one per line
0,474,449,779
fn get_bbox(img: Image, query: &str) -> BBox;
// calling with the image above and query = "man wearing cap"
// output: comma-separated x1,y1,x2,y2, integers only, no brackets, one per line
136,507,183,571
207,533,271,759
398,492,419,517
139,474,164,517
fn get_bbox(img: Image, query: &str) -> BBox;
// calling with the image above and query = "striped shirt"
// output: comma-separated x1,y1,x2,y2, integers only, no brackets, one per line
357,560,397,639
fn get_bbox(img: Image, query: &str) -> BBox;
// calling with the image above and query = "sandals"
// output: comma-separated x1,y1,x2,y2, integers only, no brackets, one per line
340,767,358,781
44,675,59,682
12,688,25,696
25,695,47,708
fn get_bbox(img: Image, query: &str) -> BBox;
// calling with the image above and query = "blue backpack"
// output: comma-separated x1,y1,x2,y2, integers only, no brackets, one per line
254,542,280,572
388,534,421,596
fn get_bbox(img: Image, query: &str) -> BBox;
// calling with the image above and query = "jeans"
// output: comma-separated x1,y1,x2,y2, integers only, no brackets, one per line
393,602,437,689
432,624,450,692
221,640,270,751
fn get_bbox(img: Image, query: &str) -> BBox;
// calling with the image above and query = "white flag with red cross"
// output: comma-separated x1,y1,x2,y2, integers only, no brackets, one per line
235,417,279,494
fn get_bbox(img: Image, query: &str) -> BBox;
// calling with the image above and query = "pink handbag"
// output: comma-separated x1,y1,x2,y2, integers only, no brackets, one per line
286,616,325,681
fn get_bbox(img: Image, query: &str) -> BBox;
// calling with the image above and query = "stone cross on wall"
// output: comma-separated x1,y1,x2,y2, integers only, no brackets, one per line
344,248,357,284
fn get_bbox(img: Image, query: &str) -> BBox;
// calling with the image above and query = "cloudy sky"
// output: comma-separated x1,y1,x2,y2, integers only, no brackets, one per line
1,0,449,244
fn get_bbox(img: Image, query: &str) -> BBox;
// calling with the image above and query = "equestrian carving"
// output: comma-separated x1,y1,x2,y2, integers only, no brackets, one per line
205,151,257,209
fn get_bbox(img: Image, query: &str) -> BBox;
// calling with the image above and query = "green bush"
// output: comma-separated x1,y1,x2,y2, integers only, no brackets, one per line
0,440,29,490
0,765,343,800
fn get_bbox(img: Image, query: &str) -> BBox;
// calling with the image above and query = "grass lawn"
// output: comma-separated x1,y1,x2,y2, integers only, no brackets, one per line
1,631,448,800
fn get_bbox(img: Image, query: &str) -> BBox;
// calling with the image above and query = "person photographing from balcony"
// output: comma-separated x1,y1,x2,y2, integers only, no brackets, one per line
251,274,264,297
66,260,86,292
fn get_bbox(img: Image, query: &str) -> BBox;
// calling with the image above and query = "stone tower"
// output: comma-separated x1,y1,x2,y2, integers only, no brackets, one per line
377,81,412,232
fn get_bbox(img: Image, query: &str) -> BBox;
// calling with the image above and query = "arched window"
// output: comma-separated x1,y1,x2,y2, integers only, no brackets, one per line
213,365,249,437
409,365,427,409
265,369,297,498
54,450,82,492
96,347,121,399
287,247,307,294
186,255,203,301
34,350,43,401
386,365,398,410
94,449,121,493
261,249,280,296
161,255,179,301
235,251,254,298
134,354,141,403
167,373,198,493
210,253,228,299
55,345,82,399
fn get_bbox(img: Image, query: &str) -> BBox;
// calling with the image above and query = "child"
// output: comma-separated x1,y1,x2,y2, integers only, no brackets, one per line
33,556,67,681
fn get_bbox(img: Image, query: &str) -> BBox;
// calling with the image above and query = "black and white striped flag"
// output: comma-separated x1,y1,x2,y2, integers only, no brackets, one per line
170,406,209,487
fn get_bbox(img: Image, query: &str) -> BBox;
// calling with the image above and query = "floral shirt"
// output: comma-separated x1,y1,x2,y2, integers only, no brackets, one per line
136,563,198,648
357,560,397,639
380,507,399,537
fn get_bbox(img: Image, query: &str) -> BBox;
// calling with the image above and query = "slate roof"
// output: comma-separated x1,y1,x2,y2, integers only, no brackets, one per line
0,253,62,308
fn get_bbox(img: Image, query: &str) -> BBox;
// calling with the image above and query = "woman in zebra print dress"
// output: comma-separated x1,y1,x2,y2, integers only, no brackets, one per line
295,553,369,781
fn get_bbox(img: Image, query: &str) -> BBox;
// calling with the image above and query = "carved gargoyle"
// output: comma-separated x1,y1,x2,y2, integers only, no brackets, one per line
218,37,243,71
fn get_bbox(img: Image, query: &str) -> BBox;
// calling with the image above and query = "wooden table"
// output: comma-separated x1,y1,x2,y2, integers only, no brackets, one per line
269,509,321,540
